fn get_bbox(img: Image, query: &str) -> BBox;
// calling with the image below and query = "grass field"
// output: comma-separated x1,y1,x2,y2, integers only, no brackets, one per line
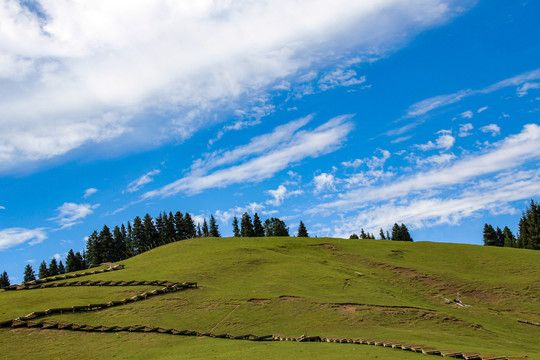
1,237,539,359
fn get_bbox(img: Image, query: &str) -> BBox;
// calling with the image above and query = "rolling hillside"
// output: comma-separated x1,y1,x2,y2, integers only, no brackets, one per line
1,237,539,359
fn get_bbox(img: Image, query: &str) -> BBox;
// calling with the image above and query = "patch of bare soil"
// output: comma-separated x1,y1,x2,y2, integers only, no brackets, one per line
278,295,300,301
309,243,339,251
247,298,271,305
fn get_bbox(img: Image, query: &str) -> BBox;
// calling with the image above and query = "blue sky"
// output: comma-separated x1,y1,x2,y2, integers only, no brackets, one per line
1,0,540,282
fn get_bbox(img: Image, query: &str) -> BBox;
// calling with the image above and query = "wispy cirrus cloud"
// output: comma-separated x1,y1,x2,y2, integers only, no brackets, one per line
126,170,161,193
0,0,473,172
83,188,98,198
143,115,354,198
50,202,100,229
0,228,47,251
313,124,540,235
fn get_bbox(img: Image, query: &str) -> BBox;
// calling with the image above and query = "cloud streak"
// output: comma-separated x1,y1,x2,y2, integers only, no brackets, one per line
0,228,48,251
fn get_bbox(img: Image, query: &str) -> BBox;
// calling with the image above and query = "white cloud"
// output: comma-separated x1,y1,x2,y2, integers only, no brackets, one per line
342,149,390,169
126,170,161,193
266,185,303,206
517,82,540,97
0,228,47,251
313,173,336,193
0,206,5,210
460,110,473,119
83,188,98,198
413,153,456,166
50,202,100,229
0,0,471,171
415,131,455,151
316,124,540,213
458,123,473,137
477,106,488,113
318,69,366,91
143,115,354,198
480,124,501,137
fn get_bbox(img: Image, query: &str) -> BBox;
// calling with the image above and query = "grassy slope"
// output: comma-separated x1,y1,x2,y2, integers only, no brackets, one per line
1,237,539,359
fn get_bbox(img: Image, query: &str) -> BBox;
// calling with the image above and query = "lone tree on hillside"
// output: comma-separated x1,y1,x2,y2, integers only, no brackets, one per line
518,199,540,250
349,233,359,239
264,218,289,237
297,221,309,237
483,224,498,246
0,271,10,288
24,264,36,282
209,215,220,237
232,216,240,237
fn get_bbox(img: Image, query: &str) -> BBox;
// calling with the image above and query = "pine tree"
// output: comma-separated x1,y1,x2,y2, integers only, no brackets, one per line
196,223,202,237
379,228,386,240
202,219,209,237
112,225,127,261
496,227,504,247
124,223,134,258
483,224,498,246
23,264,36,282
174,211,185,239
360,228,367,239
253,213,265,237
58,260,65,274
517,199,540,250
391,223,401,241
155,213,166,244
0,271,9,288
66,249,76,273
165,212,177,242
503,226,516,248
264,217,289,236
386,231,391,240
240,212,254,237
143,214,159,250
49,258,59,276
232,216,240,237
209,215,220,237
399,224,413,242
183,213,196,239
99,225,114,262
297,221,309,237
349,234,359,239
75,252,85,270
38,260,49,279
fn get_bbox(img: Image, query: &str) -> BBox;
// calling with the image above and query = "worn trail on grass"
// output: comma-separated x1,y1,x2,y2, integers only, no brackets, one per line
0,264,526,360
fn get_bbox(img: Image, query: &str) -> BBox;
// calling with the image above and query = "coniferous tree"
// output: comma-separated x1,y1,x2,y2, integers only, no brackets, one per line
496,227,504,247
112,225,127,261
86,230,100,265
131,216,145,254
503,226,516,248
253,213,265,237
209,215,220,237
66,249,76,273
297,221,309,237
349,234,359,239
517,200,540,250
38,260,49,279
143,214,159,250
99,225,114,262
360,228,367,239
399,224,413,242
386,231,391,240
483,224,498,246
202,219,209,237
124,223,134,258
58,260,65,274
264,217,288,236
174,211,185,239
24,264,36,282
196,223,202,238
241,212,254,237
155,213,166,243
49,258,59,276
391,223,401,241
232,216,240,237
379,228,386,240
165,212,177,242
0,271,9,288
183,213,196,238
75,251,85,270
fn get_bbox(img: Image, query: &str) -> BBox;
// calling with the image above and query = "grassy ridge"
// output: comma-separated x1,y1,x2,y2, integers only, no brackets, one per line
1,237,539,359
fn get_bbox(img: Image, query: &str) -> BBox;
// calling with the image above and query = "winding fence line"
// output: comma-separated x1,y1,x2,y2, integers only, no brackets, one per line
0,265,527,360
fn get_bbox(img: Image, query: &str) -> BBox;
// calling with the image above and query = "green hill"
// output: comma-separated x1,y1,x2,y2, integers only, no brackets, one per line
1,237,539,359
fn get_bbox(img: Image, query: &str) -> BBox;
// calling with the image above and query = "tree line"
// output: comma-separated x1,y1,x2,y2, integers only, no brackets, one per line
5,211,309,286
349,223,413,241
483,200,540,250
